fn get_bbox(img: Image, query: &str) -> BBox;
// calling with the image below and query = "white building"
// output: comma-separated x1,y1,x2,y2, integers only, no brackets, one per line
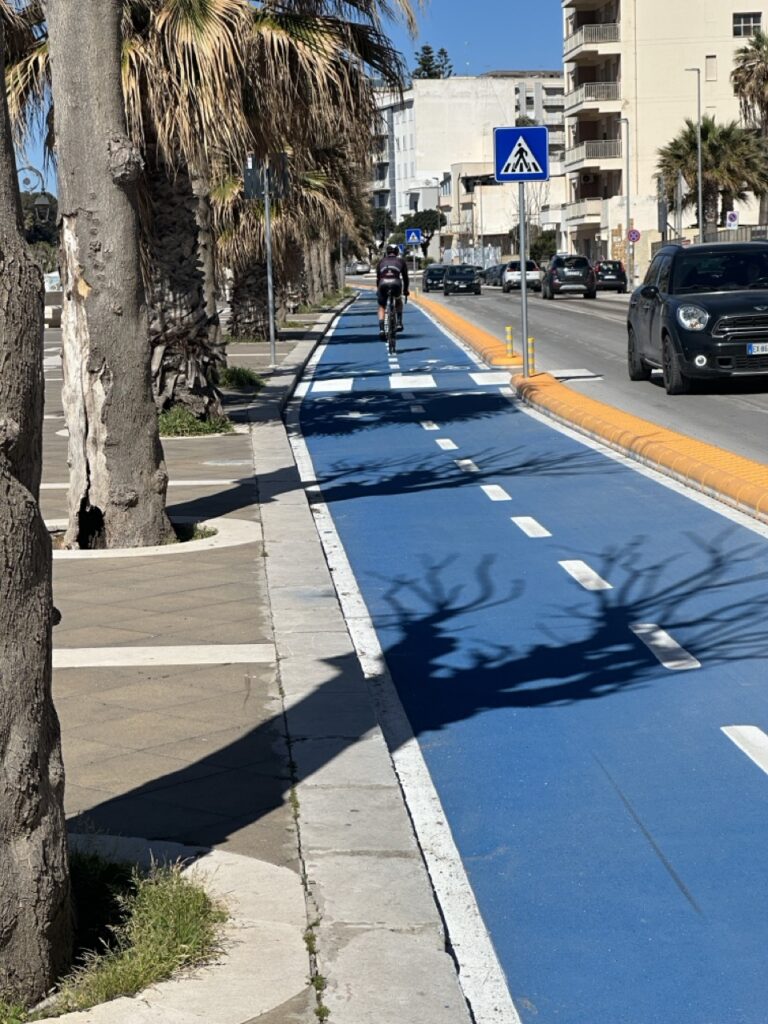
371,72,568,260
562,0,768,277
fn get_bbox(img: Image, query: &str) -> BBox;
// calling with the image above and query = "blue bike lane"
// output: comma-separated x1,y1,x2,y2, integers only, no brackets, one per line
295,293,768,1024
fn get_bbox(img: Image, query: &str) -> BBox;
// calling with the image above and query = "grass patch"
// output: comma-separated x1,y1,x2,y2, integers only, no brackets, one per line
0,853,225,1023
218,366,263,391
296,287,354,314
172,522,217,543
158,406,233,437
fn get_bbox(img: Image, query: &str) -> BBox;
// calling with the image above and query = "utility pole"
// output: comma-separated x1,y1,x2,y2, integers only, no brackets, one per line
685,67,704,243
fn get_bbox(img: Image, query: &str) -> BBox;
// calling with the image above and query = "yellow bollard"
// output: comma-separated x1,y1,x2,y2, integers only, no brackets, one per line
527,336,536,374
505,325,514,357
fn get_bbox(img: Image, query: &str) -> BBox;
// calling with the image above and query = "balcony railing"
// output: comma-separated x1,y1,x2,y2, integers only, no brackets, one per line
565,139,622,166
564,81,621,110
564,23,620,56
565,199,603,222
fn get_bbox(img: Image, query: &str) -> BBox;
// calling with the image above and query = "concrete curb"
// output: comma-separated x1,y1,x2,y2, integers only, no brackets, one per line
513,371,768,524
412,292,523,367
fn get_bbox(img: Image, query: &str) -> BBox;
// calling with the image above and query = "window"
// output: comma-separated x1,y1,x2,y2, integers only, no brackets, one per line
644,254,664,286
657,256,673,293
705,55,717,81
734,12,761,36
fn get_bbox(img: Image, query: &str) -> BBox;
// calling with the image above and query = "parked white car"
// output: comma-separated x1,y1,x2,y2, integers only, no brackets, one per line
501,259,543,293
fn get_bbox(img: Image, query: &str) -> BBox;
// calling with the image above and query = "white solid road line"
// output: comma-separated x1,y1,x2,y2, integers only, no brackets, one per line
469,371,513,386
630,623,701,671
455,458,479,473
511,516,551,538
559,559,612,591
722,726,768,776
312,377,354,393
481,484,511,501
390,373,436,389
436,438,458,451
420,420,440,431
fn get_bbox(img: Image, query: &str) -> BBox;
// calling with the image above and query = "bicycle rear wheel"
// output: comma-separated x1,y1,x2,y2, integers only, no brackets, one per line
387,297,397,354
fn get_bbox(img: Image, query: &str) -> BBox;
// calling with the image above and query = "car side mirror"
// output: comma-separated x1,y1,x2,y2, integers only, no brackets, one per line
640,284,659,299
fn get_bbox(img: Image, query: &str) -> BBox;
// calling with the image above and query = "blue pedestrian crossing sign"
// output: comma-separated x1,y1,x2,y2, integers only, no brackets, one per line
405,227,423,246
494,126,550,183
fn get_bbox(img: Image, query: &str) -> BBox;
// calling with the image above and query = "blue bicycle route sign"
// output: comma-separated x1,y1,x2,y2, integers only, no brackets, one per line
494,126,550,183
405,227,423,246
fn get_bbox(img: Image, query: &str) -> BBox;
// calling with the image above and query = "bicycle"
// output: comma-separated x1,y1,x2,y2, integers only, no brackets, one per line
383,288,398,355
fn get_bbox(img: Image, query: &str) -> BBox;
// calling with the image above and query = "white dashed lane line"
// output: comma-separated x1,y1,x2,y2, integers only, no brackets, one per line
480,484,511,502
630,623,701,671
420,421,440,431
455,459,479,473
436,439,458,451
410,404,425,413
722,726,768,776
559,560,612,591
511,516,551,538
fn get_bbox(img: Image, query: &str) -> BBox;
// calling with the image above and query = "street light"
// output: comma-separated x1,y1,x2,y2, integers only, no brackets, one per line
685,67,704,244
17,164,51,221
619,116,632,283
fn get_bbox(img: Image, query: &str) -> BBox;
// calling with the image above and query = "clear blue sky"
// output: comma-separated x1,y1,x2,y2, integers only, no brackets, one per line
384,0,564,76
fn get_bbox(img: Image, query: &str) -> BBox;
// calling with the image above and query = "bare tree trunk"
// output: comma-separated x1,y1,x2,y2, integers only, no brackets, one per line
0,23,71,1003
229,261,268,339
45,0,173,549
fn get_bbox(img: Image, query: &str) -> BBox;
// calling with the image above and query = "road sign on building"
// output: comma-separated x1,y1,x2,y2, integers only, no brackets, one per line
726,210,740,230
493,127,550,183
405,228,423,246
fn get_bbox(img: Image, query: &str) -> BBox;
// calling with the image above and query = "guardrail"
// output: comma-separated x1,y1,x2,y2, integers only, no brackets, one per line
564,23,620,55
564,81,621,110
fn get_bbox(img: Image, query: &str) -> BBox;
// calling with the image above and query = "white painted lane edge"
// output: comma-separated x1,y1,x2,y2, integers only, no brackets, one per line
390,373,436,390
481,484,511,502
312,377,354,393
437,438,459,451
722,726,768,776
286,298,522,1024
559,560,613,591
455,458,479,473
511,516,551,538
630,623,701,671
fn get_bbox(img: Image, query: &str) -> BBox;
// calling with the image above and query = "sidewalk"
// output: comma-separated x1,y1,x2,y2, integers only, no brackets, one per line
44,307,471,1023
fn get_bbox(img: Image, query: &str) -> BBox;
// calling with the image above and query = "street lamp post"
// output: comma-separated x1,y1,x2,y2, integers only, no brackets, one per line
17,165,50,221
619,117,632,284
685,67,704,244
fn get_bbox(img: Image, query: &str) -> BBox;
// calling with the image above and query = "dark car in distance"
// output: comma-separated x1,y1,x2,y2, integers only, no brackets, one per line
483,263,506,287
422,264,446,293
443,265,482,296
627,242,768,394
594,259,628,293
541,254,596,299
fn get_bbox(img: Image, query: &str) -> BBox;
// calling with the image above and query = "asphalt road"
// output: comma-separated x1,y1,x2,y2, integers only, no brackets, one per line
297,293,768,1024
425,284,768,465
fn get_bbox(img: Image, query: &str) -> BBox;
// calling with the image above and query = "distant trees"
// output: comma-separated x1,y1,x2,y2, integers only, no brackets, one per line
397,209,446,256
412,44,453,80
657,115,768,229
732,28,768,223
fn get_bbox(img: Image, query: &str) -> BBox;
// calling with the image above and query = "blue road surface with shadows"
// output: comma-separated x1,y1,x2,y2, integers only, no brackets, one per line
298,293,768,1024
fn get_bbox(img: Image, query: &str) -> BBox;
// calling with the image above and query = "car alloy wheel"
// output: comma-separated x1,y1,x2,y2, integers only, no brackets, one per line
662,336,691,395
627,326,651,381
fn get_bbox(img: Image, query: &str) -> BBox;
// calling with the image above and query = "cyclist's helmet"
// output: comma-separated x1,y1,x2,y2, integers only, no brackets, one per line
385,243,400,256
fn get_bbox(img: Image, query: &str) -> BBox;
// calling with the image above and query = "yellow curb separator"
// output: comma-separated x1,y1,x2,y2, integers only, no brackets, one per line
412,292,523,368
514,372,768,524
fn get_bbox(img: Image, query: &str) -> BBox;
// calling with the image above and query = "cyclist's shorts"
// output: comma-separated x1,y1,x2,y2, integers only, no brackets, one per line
377,278,403,308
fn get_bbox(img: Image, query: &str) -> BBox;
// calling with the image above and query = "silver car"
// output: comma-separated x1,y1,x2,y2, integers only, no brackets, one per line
501,259,542,293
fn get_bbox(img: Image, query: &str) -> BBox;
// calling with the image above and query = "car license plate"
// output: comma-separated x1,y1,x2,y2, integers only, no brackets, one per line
747,342,768,355
565,271,580,277
458,283,467,289
604,274,616,279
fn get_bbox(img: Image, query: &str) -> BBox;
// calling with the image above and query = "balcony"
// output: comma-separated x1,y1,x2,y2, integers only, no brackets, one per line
565,139,622,172
564,81,621,114
564,23,620,58
565,198,603,225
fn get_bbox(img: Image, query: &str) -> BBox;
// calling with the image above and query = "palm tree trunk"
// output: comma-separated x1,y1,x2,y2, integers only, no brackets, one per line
45,0,173,549
0,19,71,1003
190,169,223,350
145,150,224,418
761,125,768,225
229,261,268,339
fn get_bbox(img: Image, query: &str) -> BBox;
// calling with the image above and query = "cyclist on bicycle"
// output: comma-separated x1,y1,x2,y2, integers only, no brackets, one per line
376,243,409,338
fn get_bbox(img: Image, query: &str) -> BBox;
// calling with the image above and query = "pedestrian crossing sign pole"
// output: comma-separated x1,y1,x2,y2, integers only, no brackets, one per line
494,126,550,377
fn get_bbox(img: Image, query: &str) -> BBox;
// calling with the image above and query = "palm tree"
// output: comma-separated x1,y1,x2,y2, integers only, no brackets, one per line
732,27,768,224
657,116,768,232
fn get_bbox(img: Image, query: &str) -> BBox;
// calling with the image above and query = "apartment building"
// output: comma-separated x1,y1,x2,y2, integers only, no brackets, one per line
371,72,567,258
563,0,768,275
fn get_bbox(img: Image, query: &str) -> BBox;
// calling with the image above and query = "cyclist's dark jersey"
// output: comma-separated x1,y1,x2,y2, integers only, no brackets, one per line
376,255,410,293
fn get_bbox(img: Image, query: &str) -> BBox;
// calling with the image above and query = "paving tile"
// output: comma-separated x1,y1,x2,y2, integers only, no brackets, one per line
64,709,217,749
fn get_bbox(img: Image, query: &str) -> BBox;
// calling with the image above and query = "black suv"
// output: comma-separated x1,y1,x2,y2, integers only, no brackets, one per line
541,254,596,299
627,241,768,394
422,264,446,293
594,259,628,293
